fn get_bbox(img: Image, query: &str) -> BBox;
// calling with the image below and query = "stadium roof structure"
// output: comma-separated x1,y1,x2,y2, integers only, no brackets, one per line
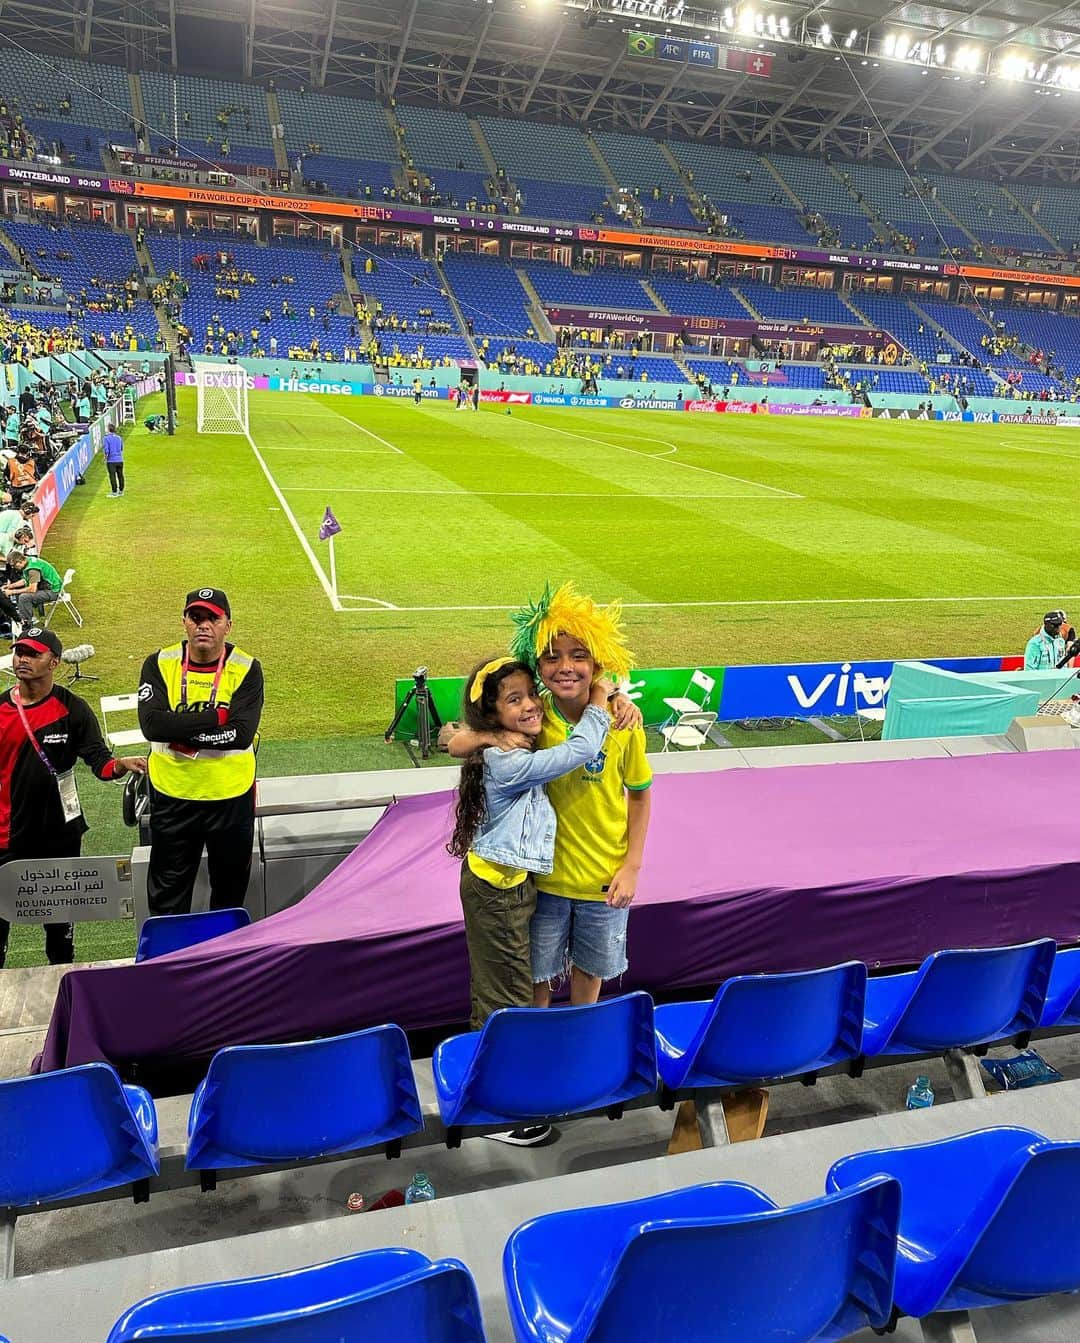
7,0,1080,180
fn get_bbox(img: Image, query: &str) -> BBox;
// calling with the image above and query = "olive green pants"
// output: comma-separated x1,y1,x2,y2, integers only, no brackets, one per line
460,862,537,1031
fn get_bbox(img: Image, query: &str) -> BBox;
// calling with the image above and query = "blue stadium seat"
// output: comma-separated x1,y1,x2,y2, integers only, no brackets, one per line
0,1064,158,1209
433,993,656,1140
828,1126,1080,1317
136,908,252,962
654,962,866,1094
1040,946,1080,1027
503,1177,899,1343
861,939,1055,1058
106,1248,486,1343
186,1025,422,1172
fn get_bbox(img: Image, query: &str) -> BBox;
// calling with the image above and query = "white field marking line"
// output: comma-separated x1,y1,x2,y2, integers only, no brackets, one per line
997,439,1080,460
521,416,803,499
335,592,1080,615
320,402,405,454
260,445,398,454
243,428,341,611
338,595,400,609
281,485,781,499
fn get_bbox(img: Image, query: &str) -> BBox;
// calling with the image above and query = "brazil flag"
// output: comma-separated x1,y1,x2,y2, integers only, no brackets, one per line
627,31,656,56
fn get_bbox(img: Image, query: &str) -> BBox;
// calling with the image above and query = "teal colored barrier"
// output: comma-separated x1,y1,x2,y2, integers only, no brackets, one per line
883,662,1041,740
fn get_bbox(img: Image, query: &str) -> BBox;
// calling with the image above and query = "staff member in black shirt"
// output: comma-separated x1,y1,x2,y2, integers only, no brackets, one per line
137,588,264,917
0,627,146,968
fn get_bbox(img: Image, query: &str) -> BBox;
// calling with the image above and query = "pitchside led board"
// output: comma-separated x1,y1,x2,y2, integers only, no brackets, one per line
390,654,1010,738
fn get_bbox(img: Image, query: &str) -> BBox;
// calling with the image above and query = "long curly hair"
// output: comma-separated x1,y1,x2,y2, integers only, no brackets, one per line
448,657,537,859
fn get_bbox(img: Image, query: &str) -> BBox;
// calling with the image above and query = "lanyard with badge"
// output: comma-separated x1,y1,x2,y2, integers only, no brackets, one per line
172,645,227,759
11,688,82,822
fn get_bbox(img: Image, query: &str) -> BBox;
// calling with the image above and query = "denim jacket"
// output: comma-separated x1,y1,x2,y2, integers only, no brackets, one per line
470,703,609,874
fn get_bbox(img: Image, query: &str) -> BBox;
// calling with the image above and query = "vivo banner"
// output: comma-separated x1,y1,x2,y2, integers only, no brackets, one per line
34,405,119,546
718,655,1005,721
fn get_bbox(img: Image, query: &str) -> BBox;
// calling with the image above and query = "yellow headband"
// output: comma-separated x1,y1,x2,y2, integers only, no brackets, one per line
469,655,514,703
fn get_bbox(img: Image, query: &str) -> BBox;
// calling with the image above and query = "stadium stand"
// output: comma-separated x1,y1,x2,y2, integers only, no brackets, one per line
646,276,751,319
516,178,609,224
590,130,699,229
300,153,397,198
395,102,488,174
524,261,656,310
832,160,973,253
278,88,396,163
476,117,604,187
0,50,130,169
1000,305,1080,379
439,253,535,336
140,71,272,167
734,281,858,325
1006,181,1080,252
765,153,880,249
920,171,1046,253
844,292,957,363
145,233,354,358
356,246,457,328
3,218,156,344
664,140,811,244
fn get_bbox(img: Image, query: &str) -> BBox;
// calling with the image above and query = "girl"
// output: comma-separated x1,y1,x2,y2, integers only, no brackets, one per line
448,655,612,1035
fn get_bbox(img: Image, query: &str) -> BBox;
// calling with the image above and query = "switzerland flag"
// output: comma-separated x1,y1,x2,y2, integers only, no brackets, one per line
746,52,772,77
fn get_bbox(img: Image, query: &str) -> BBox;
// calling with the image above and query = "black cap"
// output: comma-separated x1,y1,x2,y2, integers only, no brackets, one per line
19,501,38,515
13,626,62,657
1045,610,1067,626
184,588,231,619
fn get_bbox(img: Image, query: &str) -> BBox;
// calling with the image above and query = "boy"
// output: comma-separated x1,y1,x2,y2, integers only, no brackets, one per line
450,582,651,1007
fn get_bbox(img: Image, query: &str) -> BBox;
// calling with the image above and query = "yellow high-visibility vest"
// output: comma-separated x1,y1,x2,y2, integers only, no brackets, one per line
148,643,256,801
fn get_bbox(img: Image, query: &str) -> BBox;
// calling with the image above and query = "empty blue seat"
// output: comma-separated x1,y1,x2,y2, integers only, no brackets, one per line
828,1126,1080,1316
107,1247,486,1342
861,939,1055,1058
186,1024,422,1172
136,908,252,962
654,961,865,1093
433,993,656,1138
504,1177,899,1343
0,1063,158,1209
1040,945,1080,1027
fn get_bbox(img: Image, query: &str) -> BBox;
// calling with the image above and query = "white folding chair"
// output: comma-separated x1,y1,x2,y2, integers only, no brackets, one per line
663,668,716,717
0,651,13,680
660,709,718,751
853,672,887,740
42,567,83,628
100,692,148,751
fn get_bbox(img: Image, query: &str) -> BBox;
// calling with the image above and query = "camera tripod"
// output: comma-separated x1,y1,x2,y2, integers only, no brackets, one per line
384,666,443,763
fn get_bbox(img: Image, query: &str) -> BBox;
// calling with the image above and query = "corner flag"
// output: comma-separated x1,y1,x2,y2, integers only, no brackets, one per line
319,506,342,541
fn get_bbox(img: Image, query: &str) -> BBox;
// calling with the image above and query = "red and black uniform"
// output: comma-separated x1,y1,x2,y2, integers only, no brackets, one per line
0,684,120,967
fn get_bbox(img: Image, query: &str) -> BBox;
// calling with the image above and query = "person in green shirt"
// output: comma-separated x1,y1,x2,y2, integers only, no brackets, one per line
76,393,92,421
4,549,61,630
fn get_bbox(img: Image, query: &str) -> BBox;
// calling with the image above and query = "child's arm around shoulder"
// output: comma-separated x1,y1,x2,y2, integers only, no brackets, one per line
486,680,613,790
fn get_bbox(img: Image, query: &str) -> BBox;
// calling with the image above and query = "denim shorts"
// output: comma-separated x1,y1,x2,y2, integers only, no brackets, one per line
531,890,629,983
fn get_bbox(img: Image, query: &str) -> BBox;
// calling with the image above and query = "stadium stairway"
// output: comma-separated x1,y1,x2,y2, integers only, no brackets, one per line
513,269,556,342
823,162,892,244
641,278,670,314
730,284,762,318
760,156,804,208
466,118,501,180
838,292,871,325
266,88,289,172
433,258,480,359
0,222,26,271
584,130,620,191
999,185,1062,254
907,296,1001,376
658,142,707,220
127,73,145,138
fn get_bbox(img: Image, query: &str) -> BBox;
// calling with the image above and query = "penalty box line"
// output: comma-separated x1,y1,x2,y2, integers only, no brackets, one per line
243,427,341,611
336,592,1080,614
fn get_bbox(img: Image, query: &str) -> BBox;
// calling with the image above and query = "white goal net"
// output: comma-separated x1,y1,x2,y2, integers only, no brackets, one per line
195,363,249,435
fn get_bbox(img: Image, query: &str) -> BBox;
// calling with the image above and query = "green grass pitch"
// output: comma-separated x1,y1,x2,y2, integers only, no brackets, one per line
6,385,1076,964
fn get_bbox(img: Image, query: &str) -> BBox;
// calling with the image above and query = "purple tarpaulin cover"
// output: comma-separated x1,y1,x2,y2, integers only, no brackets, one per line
32,750,1080,1073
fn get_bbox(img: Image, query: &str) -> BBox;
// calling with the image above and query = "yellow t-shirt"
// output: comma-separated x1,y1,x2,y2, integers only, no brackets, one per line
466,851,527,890
537,700,652,900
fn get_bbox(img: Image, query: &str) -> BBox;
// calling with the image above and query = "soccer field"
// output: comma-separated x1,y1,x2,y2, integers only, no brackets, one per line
49,386,1080,746
10,385,1074,965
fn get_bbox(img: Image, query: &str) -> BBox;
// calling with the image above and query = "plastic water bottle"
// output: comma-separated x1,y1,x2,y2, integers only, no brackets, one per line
405,1172,436,1204
905,1075,935,1110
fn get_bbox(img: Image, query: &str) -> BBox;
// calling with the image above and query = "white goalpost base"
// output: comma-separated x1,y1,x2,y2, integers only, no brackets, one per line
195,363,250,435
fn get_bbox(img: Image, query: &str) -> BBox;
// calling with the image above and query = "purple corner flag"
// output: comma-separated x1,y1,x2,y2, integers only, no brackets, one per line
319,506,342,541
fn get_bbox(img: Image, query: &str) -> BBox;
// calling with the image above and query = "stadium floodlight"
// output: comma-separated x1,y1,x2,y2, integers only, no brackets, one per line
722,6,734,27
817,22,831,44
953,44,981,72
738,8,756,34
844,28,857,47
778,15,789,36
196,364,249,436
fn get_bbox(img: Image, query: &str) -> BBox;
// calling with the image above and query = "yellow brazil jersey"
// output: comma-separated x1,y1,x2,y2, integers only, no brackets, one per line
537,698,651,900
466,851,527,890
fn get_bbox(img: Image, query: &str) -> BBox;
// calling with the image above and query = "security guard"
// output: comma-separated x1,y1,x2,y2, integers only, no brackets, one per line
137,588,264,916
1025,610,1078,670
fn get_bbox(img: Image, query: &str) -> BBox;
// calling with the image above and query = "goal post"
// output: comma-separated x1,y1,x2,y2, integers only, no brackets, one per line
195,363,249,435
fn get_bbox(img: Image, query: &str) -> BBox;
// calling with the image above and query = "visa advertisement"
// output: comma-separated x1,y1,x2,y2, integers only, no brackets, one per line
390,655,1015,737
